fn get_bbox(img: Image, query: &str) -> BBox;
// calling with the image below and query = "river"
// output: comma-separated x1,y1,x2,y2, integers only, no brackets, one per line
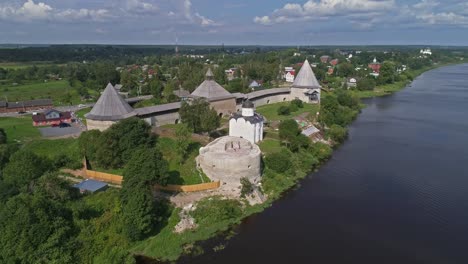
180,64,468,264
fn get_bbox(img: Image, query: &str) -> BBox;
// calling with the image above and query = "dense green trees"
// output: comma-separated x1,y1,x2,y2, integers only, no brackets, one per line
121,148,168,241
357,77,376,91
0,128,6,144
179,99,220,133
94,118,156,169
3,150,50,189
278,119,310,152
175,124,192,162
265,151,293,173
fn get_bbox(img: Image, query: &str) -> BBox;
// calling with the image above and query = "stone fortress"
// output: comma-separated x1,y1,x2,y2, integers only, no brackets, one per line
196,136,262,189
85,59,321,131
85,59,321,194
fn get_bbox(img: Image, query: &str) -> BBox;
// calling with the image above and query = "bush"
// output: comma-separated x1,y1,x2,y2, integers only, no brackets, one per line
357,78,376,91
264,150,292,173
289,103,298,113
309,142,333,162
277,105,290,116
327,124,348,144
0,128,6,144
291,99,304,108
192,197,243,226
278,119,300,142
289,134,310,152
240,177,254,198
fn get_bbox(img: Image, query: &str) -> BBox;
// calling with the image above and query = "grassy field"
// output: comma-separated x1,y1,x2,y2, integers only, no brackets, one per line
0,116,40,143
256,101,319,121
0,80,96,106
75,107,91,125
158,137,210,185
23,138,82,166
258,139,282,154
0,62,63,69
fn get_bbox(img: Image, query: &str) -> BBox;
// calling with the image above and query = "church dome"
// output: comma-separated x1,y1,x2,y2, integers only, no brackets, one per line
242,99,254,108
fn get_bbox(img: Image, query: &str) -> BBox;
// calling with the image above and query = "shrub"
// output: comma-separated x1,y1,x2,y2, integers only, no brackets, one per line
289,103,298,113
277,105,290,116
291,99,304,108
240,177,254,198
264,150,292,173
192,197,242,226
327,124,348,144
278,119,300,142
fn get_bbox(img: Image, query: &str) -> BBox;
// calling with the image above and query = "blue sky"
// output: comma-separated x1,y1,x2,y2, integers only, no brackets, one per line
0,0,467,45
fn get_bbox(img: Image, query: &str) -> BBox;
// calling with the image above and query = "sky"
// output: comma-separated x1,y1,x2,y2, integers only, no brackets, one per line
0,0,467,45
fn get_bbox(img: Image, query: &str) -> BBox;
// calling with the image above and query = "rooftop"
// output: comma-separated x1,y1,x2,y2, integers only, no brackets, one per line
73,179,108,193
292,59,321,89
85,83,136,121
190,69,234,99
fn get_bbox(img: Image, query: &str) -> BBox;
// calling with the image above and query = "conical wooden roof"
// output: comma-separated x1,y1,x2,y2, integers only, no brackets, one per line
85,83,136,121
191,69,232,99
292,59,321,89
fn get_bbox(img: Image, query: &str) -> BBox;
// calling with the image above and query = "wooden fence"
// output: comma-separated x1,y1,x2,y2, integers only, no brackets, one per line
153,181,221,193
83,158,220,192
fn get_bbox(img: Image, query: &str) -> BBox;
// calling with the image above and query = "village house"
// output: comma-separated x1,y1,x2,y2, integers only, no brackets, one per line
225,68,237,81
320,55,330,63
284,67,295,83
346,77,358,88
32,109,71,126
368,57,381,77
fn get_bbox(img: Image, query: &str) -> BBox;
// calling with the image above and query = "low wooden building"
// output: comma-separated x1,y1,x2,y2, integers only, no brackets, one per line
0,99,53,113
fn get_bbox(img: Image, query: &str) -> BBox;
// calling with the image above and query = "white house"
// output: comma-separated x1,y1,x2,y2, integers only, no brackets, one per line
420,48,432,55
285,71,295,83
229,99,264,144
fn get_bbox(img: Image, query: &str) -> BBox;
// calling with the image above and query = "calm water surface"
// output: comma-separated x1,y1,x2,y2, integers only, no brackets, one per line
183,64,468,264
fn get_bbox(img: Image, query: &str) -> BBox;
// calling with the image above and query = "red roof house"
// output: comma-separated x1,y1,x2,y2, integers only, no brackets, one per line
32,109,72,127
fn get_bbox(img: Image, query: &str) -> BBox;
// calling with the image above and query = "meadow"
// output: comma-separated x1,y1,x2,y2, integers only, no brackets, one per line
256,101,319,121
0,116,40,143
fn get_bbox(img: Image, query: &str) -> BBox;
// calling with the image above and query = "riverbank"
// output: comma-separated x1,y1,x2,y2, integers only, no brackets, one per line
133,62,467,263
353,61,468,99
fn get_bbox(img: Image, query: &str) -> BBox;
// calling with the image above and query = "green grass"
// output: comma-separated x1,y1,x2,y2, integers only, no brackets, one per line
0,80,94,106
0,62,63,69
158,137,210,185
0,116,40,143
75,107,91,125
258,139,282,154
23,138,82,166
256,102,319,121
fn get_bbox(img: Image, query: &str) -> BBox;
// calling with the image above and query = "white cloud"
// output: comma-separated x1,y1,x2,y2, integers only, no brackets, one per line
254,0,395,26
125,0,159,14
416,12,468,25
177,0,218,26
253,16,272,25
0,0,112,22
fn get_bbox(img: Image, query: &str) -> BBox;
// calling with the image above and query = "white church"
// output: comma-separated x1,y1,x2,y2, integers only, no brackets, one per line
229,99,264,144
228,59,321,144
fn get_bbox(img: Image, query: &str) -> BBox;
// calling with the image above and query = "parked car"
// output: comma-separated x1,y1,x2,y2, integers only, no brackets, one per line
59,123,71,128
51,123,60,127
18,111,26,114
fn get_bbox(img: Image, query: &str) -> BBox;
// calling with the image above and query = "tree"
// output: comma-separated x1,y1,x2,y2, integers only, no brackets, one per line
357,77,376,91
290,134,310,152
123,148,168,186
277,105,290,116
175,124,192,162
95,117,155,169
378,61,396,85
279,119,301,143
3,150,50,189
337,62,355,77
264,150,292,173
0,193,76,263
0,128,6,144
78,129,102,162
327,124,348,144
179,99,220,133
